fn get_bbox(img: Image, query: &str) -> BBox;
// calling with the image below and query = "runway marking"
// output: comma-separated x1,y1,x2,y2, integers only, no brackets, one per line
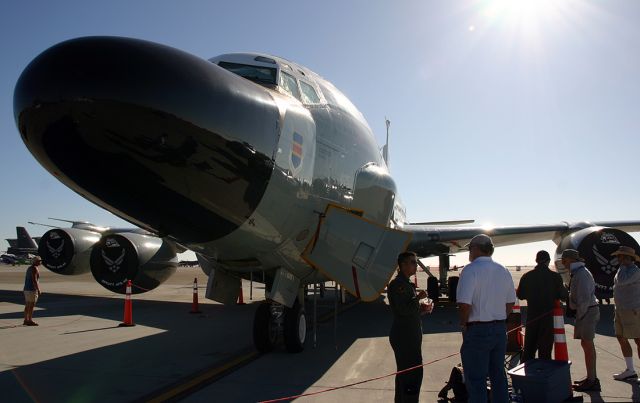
140,298,361,402
61,325,121,334
143,350,259,403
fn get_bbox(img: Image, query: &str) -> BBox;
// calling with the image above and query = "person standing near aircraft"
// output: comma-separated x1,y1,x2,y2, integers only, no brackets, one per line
610,246,640,381
388,251,433,403
563,249,601,392
23,256,42,326
457,234,515,403
517,250,568,362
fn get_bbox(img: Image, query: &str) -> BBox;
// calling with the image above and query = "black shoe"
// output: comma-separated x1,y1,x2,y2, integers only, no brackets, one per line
573,377,587,385
573,378,601,392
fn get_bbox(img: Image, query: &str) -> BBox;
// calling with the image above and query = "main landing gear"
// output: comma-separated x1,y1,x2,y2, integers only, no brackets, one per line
253,299,307,353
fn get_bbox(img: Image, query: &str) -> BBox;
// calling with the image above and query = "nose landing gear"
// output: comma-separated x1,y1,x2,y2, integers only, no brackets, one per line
253,300,307,353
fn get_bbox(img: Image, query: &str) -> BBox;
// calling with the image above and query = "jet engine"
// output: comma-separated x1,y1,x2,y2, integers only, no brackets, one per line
554,226,640,300
38,228,101,275
89,232,178,294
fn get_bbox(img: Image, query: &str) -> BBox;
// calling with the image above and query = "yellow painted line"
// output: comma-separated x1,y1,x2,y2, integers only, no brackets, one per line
146,350,259,403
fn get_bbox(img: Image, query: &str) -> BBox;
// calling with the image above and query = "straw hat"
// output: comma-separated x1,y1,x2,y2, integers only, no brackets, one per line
611,246,640,262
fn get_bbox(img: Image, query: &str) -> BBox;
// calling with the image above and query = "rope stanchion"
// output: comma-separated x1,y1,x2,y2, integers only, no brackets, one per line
553,300,569,361
190,277,202,314
119,280,135,327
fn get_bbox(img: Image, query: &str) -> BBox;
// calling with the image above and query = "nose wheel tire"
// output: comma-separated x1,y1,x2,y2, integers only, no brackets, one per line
284,302,306,353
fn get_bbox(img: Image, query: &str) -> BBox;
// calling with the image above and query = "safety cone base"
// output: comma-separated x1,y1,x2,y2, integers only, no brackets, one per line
118,322,135,327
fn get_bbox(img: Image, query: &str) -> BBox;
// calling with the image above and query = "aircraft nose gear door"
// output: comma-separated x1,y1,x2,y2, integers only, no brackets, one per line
302,205,412,301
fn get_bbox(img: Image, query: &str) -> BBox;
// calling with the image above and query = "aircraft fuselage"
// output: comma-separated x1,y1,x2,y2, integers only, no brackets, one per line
14,37,400,283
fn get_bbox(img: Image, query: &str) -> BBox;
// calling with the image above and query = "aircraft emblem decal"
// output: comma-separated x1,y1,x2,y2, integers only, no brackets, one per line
102,249,126,273
46,238,64,258
105,238,120,248
600,232,621,245
593,244,619,275
290,132,303,171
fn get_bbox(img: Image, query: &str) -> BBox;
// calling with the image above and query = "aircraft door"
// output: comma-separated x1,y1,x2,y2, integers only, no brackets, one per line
301,205,412,301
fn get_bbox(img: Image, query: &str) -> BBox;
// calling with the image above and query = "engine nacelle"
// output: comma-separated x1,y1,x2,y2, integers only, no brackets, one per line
90,232,178,294
38,228,101,275
554,227,640,299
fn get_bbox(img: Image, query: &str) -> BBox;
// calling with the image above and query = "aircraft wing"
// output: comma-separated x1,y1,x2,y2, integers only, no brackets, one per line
404,220,640,257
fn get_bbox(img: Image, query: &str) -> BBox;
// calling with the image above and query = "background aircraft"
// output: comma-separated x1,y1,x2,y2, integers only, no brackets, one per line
13,36,640,352
5,226,38,257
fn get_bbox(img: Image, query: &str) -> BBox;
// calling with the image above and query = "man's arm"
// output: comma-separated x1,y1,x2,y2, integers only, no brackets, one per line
516,275,526,300
506,302,514,317
32,269,40,294
458,303,471,333
555,274,569,302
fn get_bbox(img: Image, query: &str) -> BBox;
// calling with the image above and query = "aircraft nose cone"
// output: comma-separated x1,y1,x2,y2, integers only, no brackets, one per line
14,36,280,243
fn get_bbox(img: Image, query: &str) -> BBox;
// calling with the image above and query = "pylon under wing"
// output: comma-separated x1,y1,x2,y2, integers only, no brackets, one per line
301,205,412,301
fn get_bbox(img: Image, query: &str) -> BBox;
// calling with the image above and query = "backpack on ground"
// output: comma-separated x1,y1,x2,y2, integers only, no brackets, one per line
437,364,468,403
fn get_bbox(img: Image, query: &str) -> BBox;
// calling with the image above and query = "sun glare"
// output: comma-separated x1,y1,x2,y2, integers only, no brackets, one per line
482,0,558,24
468,0,584,54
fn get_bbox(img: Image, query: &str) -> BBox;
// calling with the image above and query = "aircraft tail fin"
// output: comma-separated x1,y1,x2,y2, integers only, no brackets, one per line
16,227,38,249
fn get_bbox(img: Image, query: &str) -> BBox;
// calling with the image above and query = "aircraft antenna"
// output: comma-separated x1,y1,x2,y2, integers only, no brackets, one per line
383,117,390,167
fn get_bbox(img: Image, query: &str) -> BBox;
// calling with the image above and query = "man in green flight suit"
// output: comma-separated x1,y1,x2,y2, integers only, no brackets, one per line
388,251,434,403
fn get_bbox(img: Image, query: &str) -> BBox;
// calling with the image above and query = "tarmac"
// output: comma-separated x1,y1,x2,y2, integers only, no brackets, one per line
1,263,639,402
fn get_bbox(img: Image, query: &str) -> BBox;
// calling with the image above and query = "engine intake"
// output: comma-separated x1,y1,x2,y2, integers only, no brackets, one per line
555,227,640,299
90,232,178,294
38,228,100,275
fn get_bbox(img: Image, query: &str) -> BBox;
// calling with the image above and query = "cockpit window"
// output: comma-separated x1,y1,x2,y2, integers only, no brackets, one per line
279,71,301,100
299,81,321,104
218,61,277,85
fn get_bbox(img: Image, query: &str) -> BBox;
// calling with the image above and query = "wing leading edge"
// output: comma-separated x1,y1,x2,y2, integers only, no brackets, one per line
404,220,640,257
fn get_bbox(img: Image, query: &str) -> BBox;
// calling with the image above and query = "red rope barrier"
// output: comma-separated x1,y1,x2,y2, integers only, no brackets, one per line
258,306,560,403
258,352,460,403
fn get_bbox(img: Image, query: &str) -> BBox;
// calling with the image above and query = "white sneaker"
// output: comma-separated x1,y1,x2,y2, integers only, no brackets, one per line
614,368,638,380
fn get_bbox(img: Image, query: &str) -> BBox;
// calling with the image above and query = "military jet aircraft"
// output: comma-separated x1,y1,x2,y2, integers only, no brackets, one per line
14,36,640,352
5,226,39,257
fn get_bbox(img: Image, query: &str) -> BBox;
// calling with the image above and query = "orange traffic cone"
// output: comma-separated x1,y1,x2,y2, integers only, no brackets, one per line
237,281,245,305
190,277,202,314
553,300,569,360
119,280,135,327
507,290,522,352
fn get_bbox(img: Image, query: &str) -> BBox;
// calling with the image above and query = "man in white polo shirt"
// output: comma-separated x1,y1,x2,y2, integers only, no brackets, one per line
457,234,516,403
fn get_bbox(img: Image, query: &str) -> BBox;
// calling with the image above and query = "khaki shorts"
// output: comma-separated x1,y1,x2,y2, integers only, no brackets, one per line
574,306,600,340
24,291,38,304
615,308,640,339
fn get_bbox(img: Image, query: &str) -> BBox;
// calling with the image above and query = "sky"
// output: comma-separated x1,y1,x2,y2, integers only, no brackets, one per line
1,0,639,267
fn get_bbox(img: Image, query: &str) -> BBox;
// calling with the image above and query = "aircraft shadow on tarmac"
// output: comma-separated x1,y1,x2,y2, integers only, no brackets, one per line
0,289,463,403
0,289,259,403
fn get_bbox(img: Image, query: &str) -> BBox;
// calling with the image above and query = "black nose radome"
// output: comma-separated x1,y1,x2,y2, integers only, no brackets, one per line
15,36,280,243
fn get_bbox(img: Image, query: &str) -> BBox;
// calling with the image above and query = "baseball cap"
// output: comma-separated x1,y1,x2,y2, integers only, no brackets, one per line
464,234,493,249
561,249,584,261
